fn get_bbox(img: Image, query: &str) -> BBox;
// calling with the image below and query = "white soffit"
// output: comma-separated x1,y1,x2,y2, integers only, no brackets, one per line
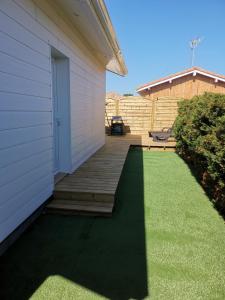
55,0,127,76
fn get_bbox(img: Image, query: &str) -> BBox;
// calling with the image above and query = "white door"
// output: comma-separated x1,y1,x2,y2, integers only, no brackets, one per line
51,47,71,176
51,57,60,174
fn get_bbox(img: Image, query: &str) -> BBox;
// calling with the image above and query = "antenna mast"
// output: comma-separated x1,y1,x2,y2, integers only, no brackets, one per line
189,37,202,66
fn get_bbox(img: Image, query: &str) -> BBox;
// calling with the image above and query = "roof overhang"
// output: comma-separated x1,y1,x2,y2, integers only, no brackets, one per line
54,0,127,76
136,67,225,93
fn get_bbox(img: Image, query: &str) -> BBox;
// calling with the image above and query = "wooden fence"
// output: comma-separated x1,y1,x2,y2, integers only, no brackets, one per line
105,95,182,135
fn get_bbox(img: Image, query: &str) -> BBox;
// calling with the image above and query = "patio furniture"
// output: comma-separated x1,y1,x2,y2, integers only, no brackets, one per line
149,127,173,142
110,116,125,135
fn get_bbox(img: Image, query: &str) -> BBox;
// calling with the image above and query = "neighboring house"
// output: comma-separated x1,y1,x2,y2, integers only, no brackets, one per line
0,0,126,245
136,66,225,130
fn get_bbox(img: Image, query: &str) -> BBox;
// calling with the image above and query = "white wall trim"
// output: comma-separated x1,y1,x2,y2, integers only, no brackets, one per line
51,46,72,174
137,69,225,92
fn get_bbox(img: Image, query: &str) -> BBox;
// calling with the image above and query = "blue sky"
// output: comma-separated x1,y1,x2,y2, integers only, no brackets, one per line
105,0,225,95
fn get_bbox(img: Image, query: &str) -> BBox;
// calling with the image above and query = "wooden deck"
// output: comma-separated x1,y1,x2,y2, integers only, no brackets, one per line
46,135,176,216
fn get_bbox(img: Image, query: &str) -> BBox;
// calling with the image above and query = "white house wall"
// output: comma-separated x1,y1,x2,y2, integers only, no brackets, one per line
0,0,106,242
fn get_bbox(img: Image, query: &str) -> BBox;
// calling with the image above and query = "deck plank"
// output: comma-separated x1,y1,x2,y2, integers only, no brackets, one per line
46,135,176,215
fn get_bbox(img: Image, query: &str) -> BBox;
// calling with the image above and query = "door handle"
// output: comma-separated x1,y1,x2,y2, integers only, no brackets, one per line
56,118,61,126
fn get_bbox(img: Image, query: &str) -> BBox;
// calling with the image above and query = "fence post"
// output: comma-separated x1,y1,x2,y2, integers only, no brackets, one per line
151,98,156,130
115,99,119,115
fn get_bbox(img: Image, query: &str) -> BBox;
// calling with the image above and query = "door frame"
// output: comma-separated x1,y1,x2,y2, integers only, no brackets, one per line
51,47,72,177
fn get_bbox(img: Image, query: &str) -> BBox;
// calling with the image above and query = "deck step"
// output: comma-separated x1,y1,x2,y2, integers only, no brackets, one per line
46,135,176,217
46,190,115,216
53,191,114,203
46,199,113,216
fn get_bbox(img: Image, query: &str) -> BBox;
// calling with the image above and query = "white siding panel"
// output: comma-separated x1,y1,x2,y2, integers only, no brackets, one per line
0,149,52,188
0,92,52,112
0,0,106,243
0,9,48,56
0,0,54,45
0,72,50,98
0,182,53,242
0,138,52,168
0,31,50,72
0,52,51,85
0,112,51,130
0,165,52,214
0,125,52,150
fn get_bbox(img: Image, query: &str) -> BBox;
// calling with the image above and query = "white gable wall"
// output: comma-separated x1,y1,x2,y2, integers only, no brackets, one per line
0,0,106,242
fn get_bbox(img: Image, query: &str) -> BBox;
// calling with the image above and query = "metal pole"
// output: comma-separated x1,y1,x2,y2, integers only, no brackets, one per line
191,47,195,66
189,37,203,67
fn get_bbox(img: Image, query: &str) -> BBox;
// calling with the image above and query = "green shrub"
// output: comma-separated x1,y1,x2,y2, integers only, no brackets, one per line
174,92,225,213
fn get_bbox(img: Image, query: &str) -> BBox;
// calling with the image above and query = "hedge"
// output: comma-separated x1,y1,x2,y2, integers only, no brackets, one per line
174,92,225,213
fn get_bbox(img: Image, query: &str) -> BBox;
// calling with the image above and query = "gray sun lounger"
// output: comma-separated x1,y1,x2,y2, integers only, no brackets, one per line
149,127,173,142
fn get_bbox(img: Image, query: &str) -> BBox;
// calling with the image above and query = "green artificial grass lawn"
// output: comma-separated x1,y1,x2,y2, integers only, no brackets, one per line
1,150,225,300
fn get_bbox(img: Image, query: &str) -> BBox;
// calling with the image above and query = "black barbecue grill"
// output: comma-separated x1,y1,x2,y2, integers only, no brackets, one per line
111,116,124,135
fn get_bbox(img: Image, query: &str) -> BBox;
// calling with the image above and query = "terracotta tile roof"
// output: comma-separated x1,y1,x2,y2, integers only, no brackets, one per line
136,66,225,92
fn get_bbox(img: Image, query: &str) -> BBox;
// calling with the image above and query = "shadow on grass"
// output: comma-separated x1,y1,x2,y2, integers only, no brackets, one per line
176,151,225,220
0,148,148,300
